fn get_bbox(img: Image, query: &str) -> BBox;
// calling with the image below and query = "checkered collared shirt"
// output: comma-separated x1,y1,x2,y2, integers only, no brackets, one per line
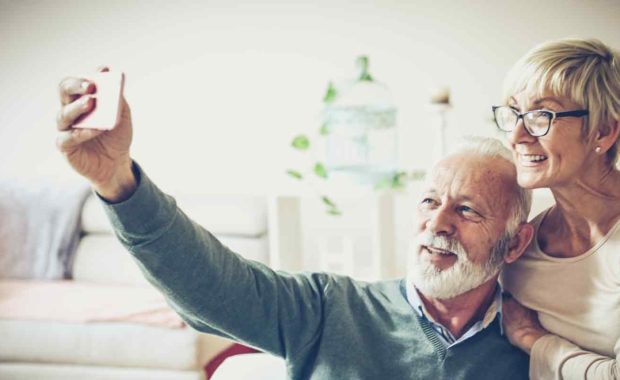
405,280,504,348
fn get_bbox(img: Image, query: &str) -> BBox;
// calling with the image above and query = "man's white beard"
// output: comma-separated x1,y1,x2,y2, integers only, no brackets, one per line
408,232,505,300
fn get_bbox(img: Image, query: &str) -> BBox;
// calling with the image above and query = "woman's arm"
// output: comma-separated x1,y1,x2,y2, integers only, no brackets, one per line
531,334,619,379
503,295,619,379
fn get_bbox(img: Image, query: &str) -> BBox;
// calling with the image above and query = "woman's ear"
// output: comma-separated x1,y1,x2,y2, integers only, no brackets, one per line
504,223,534,264
595,119,620,154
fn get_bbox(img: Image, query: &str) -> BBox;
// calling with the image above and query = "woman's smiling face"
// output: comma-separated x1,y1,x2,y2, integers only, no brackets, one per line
506,90,594,190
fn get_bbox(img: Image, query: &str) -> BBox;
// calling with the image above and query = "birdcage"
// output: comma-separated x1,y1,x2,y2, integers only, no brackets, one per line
323,57,398,186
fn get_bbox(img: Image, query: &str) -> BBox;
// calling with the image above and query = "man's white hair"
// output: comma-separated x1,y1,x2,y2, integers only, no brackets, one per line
450,136,532,243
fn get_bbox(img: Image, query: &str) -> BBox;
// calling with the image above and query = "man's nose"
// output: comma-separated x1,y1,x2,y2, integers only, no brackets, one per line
426,206,455,236
507,118,536,145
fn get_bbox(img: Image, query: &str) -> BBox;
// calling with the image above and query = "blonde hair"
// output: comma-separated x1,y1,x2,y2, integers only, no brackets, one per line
502,38,620,165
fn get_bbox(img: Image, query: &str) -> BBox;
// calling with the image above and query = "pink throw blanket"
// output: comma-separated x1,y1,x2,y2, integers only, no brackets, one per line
0,280,185,329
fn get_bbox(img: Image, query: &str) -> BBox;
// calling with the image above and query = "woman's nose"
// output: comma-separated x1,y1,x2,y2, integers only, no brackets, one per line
507,118,536,145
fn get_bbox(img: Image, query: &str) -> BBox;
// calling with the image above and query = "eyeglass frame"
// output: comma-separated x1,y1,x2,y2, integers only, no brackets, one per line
492,105,589,137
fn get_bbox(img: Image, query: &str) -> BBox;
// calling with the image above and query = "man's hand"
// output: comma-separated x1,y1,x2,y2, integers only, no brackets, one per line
502,293,549,354
56,68,136,202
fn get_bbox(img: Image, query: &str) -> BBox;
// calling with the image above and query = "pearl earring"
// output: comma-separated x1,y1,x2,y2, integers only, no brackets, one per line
595,146,602,153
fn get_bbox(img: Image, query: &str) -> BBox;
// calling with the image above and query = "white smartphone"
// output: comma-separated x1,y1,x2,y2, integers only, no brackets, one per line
73,71,125,131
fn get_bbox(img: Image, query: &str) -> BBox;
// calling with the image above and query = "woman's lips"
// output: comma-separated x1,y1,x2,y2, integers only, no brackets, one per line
518,153,548,167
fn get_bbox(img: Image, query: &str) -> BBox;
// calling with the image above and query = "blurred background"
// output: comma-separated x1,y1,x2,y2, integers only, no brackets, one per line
2,0,619,195
1,2,619,377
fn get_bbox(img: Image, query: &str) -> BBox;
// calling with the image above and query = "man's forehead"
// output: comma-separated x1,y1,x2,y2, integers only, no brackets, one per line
427,153,516,199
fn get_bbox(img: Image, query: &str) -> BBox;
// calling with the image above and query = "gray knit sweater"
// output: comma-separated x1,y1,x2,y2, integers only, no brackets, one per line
102,165,529,379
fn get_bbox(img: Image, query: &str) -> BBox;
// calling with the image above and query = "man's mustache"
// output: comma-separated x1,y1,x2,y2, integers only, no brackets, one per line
416,232,467,258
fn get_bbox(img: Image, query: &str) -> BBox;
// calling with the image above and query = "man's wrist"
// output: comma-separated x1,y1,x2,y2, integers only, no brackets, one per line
95,162,138,203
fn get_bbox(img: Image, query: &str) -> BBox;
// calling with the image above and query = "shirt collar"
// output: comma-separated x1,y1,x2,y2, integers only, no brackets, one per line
405,277,504,335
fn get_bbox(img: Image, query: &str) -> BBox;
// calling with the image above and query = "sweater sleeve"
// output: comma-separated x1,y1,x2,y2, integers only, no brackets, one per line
530,334,619,379
99,163,326,359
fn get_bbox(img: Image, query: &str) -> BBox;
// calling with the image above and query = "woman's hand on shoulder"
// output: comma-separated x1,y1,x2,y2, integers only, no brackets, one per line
502,293,549,354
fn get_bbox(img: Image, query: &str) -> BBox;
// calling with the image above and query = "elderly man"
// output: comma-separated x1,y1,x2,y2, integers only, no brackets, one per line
56,74,534,379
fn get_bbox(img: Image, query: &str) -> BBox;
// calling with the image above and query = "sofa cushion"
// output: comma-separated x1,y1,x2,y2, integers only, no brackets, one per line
0,281,235,370
0,320,202,370
81,194,268,237
0,280,182,328
72,234,269,285
0,363,205,380
72,235,151,286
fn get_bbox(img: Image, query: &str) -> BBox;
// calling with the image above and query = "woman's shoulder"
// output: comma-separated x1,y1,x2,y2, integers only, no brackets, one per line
524,206,620,262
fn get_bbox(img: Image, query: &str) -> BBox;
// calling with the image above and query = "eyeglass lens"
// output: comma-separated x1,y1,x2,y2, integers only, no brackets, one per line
495,107,550,136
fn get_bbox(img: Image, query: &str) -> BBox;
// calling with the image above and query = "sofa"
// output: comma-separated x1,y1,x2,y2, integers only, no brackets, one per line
0,191,274,380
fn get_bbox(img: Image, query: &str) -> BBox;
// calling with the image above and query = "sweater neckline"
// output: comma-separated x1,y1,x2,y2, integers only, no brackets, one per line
532,207,620,262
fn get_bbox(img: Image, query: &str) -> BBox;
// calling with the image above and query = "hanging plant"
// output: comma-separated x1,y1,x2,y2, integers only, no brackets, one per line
286,56,425,215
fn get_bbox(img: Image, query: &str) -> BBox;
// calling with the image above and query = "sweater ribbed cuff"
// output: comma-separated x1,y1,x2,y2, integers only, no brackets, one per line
97,162,177,241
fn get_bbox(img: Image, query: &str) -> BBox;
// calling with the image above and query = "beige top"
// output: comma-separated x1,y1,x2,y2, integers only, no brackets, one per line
502,209,620,380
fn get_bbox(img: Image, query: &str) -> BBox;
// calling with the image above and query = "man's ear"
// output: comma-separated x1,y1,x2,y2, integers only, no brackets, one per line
504,223,534,264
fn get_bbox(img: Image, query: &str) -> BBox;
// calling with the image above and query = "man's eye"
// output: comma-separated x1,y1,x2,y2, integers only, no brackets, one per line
420,198,438,207
458,205,479,216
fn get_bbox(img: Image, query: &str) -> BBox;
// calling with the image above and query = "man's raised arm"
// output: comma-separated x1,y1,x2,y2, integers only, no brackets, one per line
55,71,326,358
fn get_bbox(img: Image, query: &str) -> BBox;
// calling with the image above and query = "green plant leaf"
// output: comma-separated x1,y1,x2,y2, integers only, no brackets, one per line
375,171,408,190
319,122,330,136
314,162,328,179
291,135,310,150
323,82,337,103
374,178,391,190
326,207,342,216
391,171,407,189
320,196,341,216
286,170,303,180
356,56,373,82
321,196,336,208
359,73,373,81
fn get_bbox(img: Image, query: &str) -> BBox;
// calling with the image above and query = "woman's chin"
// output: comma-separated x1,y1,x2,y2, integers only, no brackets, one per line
517,172,548,189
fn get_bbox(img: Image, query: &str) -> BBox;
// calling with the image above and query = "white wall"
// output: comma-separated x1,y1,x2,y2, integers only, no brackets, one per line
2,0,619,195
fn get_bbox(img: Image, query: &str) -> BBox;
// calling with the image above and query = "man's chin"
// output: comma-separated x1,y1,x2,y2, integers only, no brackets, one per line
409,266,464,300
408,262,498,300
413,280,466,300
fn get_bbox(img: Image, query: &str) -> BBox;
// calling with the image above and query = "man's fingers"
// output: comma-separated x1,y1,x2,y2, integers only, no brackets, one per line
58,77,94,105
56,95,96,131
56,128,104,152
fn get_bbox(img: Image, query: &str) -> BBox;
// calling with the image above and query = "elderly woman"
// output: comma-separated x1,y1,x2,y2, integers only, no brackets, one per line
496,39,620,379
